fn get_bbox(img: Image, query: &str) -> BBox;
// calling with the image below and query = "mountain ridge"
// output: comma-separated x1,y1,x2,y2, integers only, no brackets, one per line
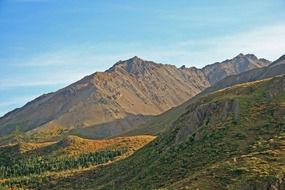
0,54,271,139
202,54,285,96
16,72,285,190
118,54,285,138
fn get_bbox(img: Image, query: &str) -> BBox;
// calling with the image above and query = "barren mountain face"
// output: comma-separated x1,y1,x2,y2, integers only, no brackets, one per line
202,53,271,85
0,54,270,138
202,54,285,95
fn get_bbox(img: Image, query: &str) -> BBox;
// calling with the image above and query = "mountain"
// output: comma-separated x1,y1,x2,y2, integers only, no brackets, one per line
0,54,283,190
33,74,285,190
0,54,270,139
121,54,285,137
201,53,271,85
202,54,285,96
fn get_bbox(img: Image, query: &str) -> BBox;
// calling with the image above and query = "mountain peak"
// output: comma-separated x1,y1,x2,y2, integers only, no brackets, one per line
107,56,157,74
130,56,143,61
202,53,271,85
114,56,142,64
234,53,257,60
237,53,245,57
125,56,145,65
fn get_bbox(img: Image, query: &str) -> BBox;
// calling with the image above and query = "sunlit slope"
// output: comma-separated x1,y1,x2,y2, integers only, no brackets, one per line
120,54,285,138
0,54,270,140
0,135,155,189
37,75,285,190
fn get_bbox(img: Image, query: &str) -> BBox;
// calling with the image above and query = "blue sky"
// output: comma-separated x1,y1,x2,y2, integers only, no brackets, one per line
0,0,285,116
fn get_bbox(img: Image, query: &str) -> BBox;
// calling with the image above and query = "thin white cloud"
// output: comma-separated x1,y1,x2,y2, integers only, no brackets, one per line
1,23,284,116
140,23,285,67
207,23,285,59
0,95,37,107
3,23,285,90
0,95,38,117
0,71,87,89
15,50,133,69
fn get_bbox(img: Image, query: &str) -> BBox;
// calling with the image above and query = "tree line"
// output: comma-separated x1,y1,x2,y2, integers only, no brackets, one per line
0,149,125,179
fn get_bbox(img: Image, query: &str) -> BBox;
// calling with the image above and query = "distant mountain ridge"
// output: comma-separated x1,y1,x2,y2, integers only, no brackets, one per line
201,53,271,85
202,54,285,96
0,54,270,138
122,54,285,138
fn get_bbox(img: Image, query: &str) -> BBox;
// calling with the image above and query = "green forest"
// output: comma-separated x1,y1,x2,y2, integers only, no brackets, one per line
0,148,126,189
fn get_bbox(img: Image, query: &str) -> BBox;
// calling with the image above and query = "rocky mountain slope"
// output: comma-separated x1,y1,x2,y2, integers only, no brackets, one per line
32,74,285,190
202,54,285,96
202,53,270,85
121,54,285,138
0,54,270,139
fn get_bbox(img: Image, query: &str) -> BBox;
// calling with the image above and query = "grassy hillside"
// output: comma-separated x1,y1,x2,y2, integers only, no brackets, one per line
0,135,155,189
23,75,285,190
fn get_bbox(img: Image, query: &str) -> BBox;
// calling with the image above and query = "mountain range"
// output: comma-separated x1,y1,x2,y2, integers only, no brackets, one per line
1,53,285,190
0,53,271,139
